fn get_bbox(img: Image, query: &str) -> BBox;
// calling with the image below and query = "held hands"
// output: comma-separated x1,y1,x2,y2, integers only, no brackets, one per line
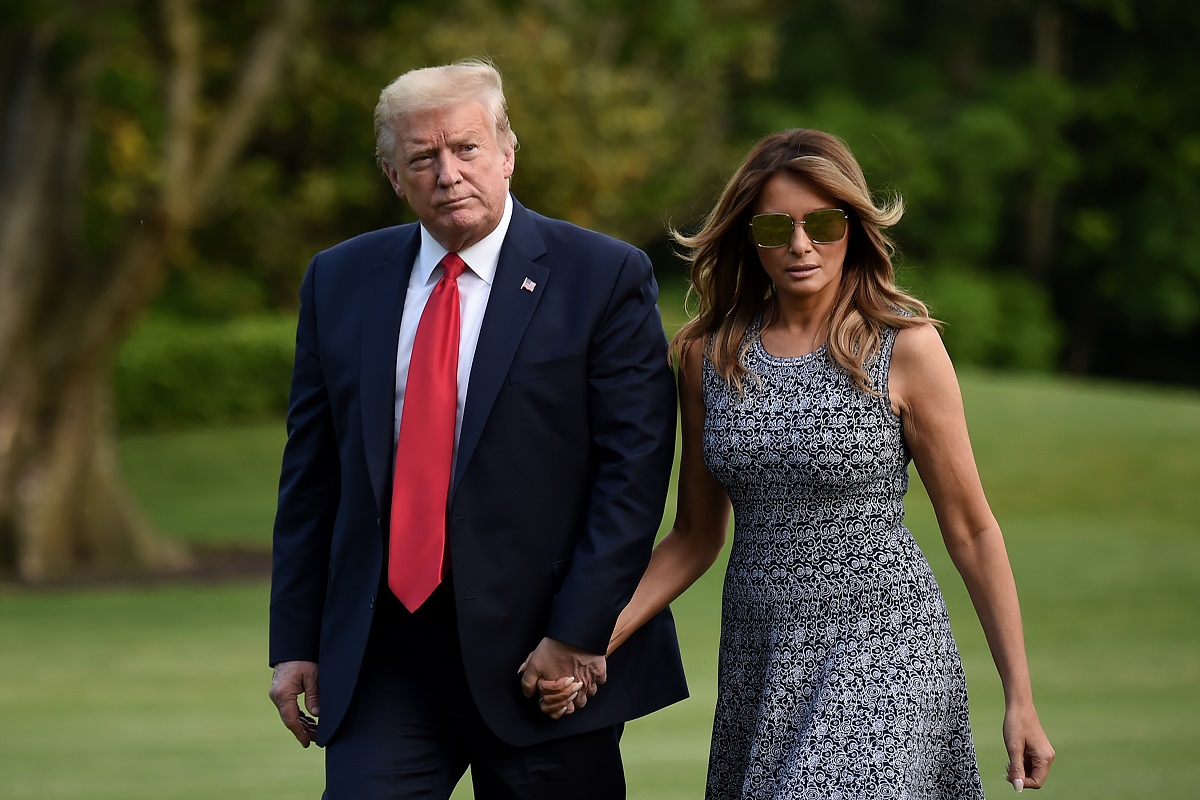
268,660,320,747
518,637,605,720
531,675,586,719
1003,704,1055,791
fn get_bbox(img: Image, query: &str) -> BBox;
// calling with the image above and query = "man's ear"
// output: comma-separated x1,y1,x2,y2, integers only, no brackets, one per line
503,145,515,180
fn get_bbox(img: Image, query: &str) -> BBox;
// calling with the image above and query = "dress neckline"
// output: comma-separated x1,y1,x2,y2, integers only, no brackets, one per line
751,315,827,364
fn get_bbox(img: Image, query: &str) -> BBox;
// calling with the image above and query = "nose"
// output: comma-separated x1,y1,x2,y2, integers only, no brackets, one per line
790,222,813,253
435,156,462,187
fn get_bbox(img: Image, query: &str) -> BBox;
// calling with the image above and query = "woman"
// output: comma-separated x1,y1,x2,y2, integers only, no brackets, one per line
540,128,1055,797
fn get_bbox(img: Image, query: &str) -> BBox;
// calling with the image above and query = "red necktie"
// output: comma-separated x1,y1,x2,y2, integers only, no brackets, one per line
389,252,466,612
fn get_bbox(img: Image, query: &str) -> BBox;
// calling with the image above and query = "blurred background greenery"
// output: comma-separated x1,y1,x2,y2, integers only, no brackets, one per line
2,0,1198,797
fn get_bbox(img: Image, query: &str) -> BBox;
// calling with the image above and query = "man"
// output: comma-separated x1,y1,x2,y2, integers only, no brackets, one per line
267,59,688,799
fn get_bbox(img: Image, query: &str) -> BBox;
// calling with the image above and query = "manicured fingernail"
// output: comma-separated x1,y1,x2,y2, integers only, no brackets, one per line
568,691,579,701
1012,778,1024,793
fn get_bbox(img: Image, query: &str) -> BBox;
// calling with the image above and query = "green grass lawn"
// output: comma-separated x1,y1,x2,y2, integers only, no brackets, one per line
2,370,1198,798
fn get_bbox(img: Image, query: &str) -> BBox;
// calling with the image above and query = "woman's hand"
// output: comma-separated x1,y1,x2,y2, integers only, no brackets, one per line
533,676,584,719
1003,704,1055,791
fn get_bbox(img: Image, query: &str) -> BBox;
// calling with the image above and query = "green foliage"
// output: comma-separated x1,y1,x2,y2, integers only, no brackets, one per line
114,316,296,430
902,264,1062,370
18,0,1198,383
735,0,1200,381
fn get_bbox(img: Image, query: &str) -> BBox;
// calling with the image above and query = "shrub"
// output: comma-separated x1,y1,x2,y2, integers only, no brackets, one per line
900,264,1062,371
115,315,297,430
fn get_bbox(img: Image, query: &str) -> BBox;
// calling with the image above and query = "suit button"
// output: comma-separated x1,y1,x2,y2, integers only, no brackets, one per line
369,596,375,609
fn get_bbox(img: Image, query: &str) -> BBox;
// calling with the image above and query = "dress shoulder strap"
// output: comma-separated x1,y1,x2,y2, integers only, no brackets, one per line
866,326,899,396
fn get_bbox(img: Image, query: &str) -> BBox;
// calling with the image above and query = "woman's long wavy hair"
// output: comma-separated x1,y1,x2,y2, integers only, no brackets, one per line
671,128,934,395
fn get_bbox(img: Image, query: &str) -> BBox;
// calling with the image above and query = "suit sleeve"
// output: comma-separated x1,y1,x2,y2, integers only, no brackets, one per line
268,255,341,665
543,246,677,655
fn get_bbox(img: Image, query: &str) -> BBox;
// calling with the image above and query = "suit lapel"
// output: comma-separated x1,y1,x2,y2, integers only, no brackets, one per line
361,228,420,514
453,201,549,493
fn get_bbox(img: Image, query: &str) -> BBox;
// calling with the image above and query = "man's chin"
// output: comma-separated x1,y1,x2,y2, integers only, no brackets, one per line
425,213,490,250
434,205,480,227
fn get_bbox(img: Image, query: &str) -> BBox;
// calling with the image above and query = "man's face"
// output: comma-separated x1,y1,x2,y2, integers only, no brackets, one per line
383,101,515,252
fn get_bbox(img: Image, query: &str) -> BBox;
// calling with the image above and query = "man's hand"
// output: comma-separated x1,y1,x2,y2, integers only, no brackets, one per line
268,660,320,747
518,638,605,718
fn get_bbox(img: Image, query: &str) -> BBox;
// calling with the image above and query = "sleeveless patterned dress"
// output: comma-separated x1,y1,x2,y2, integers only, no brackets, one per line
701,318,984,799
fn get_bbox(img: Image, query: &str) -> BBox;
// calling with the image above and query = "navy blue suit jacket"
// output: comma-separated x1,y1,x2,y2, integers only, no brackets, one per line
269,197,688,747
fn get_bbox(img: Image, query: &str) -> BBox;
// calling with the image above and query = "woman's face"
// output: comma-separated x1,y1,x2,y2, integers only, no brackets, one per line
750,171,849,306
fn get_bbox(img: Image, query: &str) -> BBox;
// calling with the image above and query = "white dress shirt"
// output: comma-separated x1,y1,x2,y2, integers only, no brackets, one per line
394,193,513,460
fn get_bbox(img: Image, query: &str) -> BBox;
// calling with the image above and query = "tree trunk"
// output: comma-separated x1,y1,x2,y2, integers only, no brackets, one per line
1024,4,1063,281
0,358,189,582
2,0,309,585
0,0,309,583
0,23,189,582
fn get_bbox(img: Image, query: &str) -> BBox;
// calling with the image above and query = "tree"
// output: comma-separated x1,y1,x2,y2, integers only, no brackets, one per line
735,0,1200,382
0,0,310,582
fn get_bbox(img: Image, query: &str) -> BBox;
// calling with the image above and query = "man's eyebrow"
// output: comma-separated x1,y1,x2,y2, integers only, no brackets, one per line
449,129,486,143
398,135,432,150
401,130,486,151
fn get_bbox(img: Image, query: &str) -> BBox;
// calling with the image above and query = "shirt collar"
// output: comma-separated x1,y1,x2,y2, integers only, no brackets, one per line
415,193,513,287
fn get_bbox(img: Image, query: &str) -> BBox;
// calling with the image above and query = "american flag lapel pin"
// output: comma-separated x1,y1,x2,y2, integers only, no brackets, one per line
520,277,537,292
